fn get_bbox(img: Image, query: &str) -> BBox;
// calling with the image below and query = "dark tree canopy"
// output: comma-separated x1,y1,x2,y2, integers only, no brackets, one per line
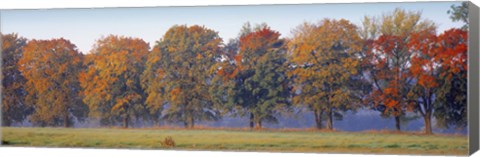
213,25,292,129
143,25,223,128
1,33,30,126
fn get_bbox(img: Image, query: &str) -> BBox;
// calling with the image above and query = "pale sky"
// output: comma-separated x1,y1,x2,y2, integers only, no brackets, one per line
1,1,464,53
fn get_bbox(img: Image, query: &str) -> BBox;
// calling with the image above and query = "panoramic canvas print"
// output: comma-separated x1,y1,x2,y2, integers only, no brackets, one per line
0,1,471,156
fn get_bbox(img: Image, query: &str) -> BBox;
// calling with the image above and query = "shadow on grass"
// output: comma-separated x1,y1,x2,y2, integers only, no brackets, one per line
384,144,401,148
2,140,10,145
2,140,30,145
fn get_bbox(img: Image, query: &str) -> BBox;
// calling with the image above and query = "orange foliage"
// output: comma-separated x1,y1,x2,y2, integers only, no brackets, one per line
170,88,181,100
80,35,150,124
17,38,85,126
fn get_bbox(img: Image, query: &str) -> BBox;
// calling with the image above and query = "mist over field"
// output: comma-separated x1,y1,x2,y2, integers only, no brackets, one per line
19,108,458,135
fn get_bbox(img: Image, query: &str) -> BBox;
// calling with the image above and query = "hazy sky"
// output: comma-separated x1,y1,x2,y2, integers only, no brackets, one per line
1,1,464,53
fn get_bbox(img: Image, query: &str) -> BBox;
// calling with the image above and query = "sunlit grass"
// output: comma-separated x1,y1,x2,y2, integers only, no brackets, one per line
1,127,468,155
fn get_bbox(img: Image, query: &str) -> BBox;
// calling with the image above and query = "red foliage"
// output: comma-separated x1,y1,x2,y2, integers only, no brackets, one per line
239,27,281,53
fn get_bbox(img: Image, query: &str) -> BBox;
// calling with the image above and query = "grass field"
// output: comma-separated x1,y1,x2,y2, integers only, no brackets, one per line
1,127,468,155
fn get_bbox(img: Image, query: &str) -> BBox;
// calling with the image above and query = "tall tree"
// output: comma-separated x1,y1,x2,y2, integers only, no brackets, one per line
361,9,435,131
441,2,469,130
140,45,165,126
407,28,467,134
407,29,439,134
409,29,467,134
213,25,291,129
436,29,468,129
80,35,149,128
142,25,223,128
1,33,30,126
447,2,469,30
18,38,86,127
289,19,362,130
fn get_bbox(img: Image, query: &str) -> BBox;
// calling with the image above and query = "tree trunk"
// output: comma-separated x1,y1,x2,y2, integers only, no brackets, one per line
63,112,70,128
255,120,262,129
394,115,401,131
314,108,323,129
249,113,254,129
153,118,159,127
183,109,189,128
123,115,129,128
424,111,433,135
189,115,195,129
254,118,262,129
326,108,333,130
154,117,163,127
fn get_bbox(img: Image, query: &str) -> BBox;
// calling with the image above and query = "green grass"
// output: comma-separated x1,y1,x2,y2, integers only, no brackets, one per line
1,127,468,155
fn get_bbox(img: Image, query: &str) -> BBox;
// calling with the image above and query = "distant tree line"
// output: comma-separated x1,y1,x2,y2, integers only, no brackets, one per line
1,6,468,135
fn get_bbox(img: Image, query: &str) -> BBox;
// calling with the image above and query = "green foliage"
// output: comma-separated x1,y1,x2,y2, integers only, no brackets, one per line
434,71,467,129
447,2,469,30
143,25,223,128
1,33,30,126
212,24,292,129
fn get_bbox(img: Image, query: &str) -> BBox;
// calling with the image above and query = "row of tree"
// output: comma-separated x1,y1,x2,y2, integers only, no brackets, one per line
2,8,468,134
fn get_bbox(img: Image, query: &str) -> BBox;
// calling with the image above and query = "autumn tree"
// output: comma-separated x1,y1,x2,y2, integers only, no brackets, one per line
439,2,469,130
1,33,30,126
212,24,291,129
434,29,468,129
18,38,86,127
142,25,223,128
80,35,149,128
407,28,468,134
407,29,439,134
361,8,436,131
289,19,362,130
